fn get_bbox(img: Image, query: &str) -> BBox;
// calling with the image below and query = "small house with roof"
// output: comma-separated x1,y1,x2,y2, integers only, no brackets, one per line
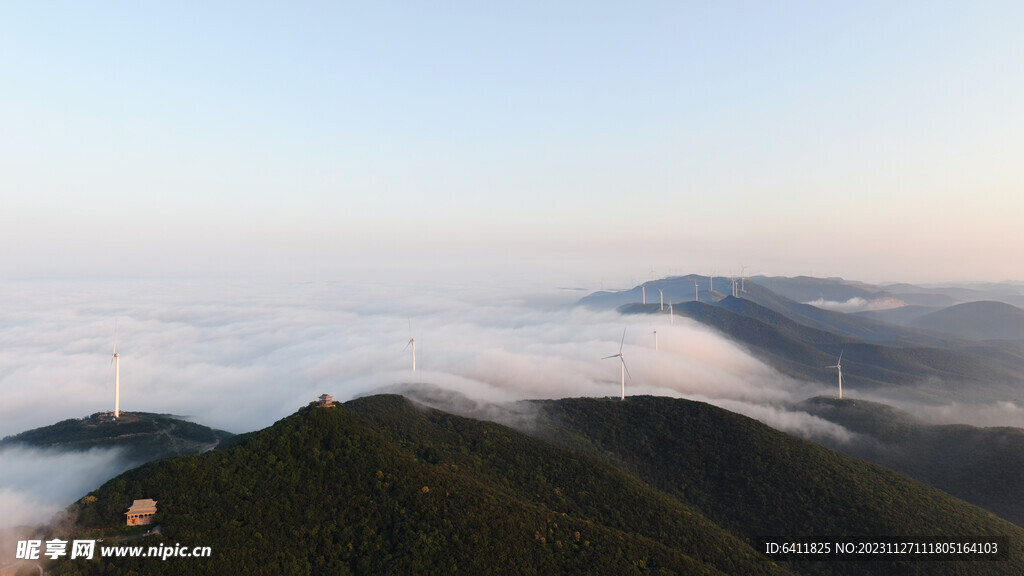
125,499,157,526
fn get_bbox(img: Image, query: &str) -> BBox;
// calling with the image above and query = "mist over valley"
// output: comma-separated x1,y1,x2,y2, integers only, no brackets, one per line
4,273,1024,550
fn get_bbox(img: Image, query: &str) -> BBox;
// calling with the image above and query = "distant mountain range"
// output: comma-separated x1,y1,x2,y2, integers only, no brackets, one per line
581,275,1024,404
0,411,234,464
583,275,1024,320
55,395,1024,575
746,275,895,305
573,274,1024,532
911,301,1024,340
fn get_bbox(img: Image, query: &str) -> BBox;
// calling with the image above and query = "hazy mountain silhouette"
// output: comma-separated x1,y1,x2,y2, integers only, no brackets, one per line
620,297,1024,403
910,301,1024,340
854,305,940,325
746,275,893,304
593,276,1024,403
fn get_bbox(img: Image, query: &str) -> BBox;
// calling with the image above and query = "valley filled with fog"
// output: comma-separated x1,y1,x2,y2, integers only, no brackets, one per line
5,276,1024,530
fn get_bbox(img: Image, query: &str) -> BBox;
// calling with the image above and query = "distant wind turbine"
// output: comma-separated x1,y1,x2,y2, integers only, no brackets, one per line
669,301,674,324
653,330,658,351
642,285,646,305
659,289,664,311
111,321,120,419
693,280,699,302
603,328,630,400
404,320,416,372
827,351,844,399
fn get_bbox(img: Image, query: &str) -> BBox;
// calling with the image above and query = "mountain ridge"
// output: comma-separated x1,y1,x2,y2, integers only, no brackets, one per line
0,411,234,463
911,301,1024,340
794,396,1024,526
53,394,1024,575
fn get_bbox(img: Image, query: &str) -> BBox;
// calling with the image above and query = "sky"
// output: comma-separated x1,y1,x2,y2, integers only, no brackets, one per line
1,1,1023,285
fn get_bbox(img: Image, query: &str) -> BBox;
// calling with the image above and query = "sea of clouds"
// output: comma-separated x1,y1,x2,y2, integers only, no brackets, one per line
0,276,982,528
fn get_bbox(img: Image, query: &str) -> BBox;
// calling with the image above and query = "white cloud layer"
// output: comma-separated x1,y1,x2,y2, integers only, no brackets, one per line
2,277,1001,528
803,297,905,313
908,400,1024,429
0,446,129,529
0,279,833,439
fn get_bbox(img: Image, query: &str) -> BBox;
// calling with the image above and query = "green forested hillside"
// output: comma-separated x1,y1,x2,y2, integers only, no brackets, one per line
529,396,1024,575
1,411,234,462
56,397,787,576
796,396,1024,527
51,395,1024,575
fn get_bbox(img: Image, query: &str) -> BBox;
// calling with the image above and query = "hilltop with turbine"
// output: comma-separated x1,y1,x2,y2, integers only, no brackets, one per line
52,394,1024,575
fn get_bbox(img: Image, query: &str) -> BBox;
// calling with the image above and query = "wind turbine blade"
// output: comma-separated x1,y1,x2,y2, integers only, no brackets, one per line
619,327,626,354
621,358,631,380
403,339,413,351
602,354,620,360
838,350,844,363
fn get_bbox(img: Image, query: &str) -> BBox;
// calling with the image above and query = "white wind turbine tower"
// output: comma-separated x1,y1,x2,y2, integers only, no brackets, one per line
111,322,120,419
827,351,844,399
693,280,699,302
658,289,664,311
669,301,674,324
404,320,416,372
603,328,630,400
653,330,658,350
642,284,646,305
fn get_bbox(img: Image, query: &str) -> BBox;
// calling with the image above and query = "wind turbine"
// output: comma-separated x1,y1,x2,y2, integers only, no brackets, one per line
827,351,844,399
404,320,416,372
669,301,674,324
642,285,646,305
111,322,120,419
653,330,658,350
693,280,699,302
603,328,630,400
658,289,664,311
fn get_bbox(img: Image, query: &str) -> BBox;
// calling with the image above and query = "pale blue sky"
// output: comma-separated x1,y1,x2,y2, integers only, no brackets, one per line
2,1,1022,285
